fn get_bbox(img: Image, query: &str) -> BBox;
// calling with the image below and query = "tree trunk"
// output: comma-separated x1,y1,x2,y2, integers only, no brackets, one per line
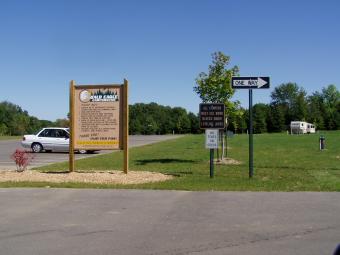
225,132,228,159
222,131,225,159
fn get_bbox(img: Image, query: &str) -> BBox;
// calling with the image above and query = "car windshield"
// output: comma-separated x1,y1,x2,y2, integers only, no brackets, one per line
36,129,43,135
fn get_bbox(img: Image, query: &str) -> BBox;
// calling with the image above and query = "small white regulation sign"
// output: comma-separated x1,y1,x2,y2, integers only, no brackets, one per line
205,129,218,149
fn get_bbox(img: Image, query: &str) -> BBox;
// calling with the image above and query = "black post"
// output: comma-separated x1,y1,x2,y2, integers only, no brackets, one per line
210,149,214,178
249,89,254,178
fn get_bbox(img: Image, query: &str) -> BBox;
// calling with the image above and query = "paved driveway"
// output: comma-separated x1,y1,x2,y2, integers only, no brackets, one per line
0,135,182,170
0,189,339,255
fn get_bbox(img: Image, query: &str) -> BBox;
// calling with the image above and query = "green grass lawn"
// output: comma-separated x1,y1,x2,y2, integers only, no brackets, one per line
0,136,21,140
2,131,340,191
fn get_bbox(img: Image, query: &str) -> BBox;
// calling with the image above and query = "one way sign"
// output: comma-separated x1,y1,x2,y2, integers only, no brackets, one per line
232,77,270,89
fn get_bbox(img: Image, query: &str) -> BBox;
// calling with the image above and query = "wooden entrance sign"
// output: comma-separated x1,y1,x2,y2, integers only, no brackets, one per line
69,80,129,173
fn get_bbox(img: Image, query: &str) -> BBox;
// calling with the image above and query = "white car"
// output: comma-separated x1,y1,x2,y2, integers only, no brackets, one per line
21,127,94,154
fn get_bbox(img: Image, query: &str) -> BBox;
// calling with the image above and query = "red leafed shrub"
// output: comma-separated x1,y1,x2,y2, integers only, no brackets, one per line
10,149,35,172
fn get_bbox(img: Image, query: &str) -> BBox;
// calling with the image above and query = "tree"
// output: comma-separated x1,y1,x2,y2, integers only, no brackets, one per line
228,103,246,134
321,85,340,130
142,115,158,135
27,116,42,134
188,112,200,134
194,52,239,115
253,103,269,133
128,103,195,135
307,92,325,130
0,123,8,136
291,90,307,121
271,83,307,127
129,118,143,135
171,107,190,134
54,118,69,128
194,52,239,159
267,103,286,132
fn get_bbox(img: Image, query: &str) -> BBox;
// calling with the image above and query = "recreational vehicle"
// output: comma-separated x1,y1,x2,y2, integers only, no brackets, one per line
290,121,316,134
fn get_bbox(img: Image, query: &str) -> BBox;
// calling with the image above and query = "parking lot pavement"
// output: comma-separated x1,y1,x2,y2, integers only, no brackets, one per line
0,135,182,170
0,190,339,255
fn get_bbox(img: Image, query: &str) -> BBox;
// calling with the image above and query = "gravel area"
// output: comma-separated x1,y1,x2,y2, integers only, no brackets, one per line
0,170,173,185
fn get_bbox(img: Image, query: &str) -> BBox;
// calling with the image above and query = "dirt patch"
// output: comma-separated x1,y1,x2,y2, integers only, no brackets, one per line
214,158,242,165
0,170,173,185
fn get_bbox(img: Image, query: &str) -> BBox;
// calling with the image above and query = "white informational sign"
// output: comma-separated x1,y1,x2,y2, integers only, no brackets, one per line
205,129,218,149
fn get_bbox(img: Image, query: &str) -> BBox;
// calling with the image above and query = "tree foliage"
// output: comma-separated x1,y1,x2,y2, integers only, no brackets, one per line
194,51,239,116
253,103,269,134
227,104,247,134
271,82,307,124
248,84,340,133
0,101,54,135
129,103,200,135
0,101,54,136
0,101,200,136
321,84,340,129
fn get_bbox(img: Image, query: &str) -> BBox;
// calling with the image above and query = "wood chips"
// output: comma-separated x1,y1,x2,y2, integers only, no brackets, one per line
0,170,173,185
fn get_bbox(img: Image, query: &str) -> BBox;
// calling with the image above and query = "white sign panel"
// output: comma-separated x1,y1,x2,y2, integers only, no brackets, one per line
205,129,218,149
231,77,270,89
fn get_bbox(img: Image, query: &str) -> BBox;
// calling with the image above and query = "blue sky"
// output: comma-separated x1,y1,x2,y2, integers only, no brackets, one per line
0,0,339,120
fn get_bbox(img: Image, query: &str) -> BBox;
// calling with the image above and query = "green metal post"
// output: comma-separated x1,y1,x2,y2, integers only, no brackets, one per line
249,89,254,178
210,149,214,178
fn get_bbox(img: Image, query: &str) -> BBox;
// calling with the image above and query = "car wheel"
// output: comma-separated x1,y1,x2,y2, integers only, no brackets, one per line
31,143,43,153
78,150,87,154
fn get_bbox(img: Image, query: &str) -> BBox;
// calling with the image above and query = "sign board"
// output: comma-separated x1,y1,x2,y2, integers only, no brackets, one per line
205,129,219,149
199,103,225,129
69,80,129,173
231,77,270,89
73,85,123,150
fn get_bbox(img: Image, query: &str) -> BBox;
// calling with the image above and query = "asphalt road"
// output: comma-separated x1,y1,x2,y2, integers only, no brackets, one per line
0,189,339,255
0,135,182,170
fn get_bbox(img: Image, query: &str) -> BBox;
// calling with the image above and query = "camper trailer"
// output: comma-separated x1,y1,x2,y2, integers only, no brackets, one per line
290,121,316,134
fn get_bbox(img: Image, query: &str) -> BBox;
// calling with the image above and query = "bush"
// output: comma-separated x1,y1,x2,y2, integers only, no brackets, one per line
10,149,34,172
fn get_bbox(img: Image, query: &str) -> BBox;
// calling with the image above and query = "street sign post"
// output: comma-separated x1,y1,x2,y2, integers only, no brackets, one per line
205,129,218,178
199,103,225,178
231,76,270,178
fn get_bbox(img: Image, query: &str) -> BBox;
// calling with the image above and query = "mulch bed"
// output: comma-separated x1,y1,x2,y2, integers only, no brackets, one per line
0,170,173,185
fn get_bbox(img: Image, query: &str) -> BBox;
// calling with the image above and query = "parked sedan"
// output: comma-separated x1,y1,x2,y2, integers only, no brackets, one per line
21,127,94,154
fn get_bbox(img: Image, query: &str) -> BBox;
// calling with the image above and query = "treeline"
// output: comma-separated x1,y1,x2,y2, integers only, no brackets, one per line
0,101,50,136
1,83,338,136
227,83,340,133
0,101,69,136
129,103,200,134
0,101,200,136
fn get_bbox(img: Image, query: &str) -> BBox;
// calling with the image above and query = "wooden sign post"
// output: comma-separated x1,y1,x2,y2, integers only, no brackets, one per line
69,80,129,173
